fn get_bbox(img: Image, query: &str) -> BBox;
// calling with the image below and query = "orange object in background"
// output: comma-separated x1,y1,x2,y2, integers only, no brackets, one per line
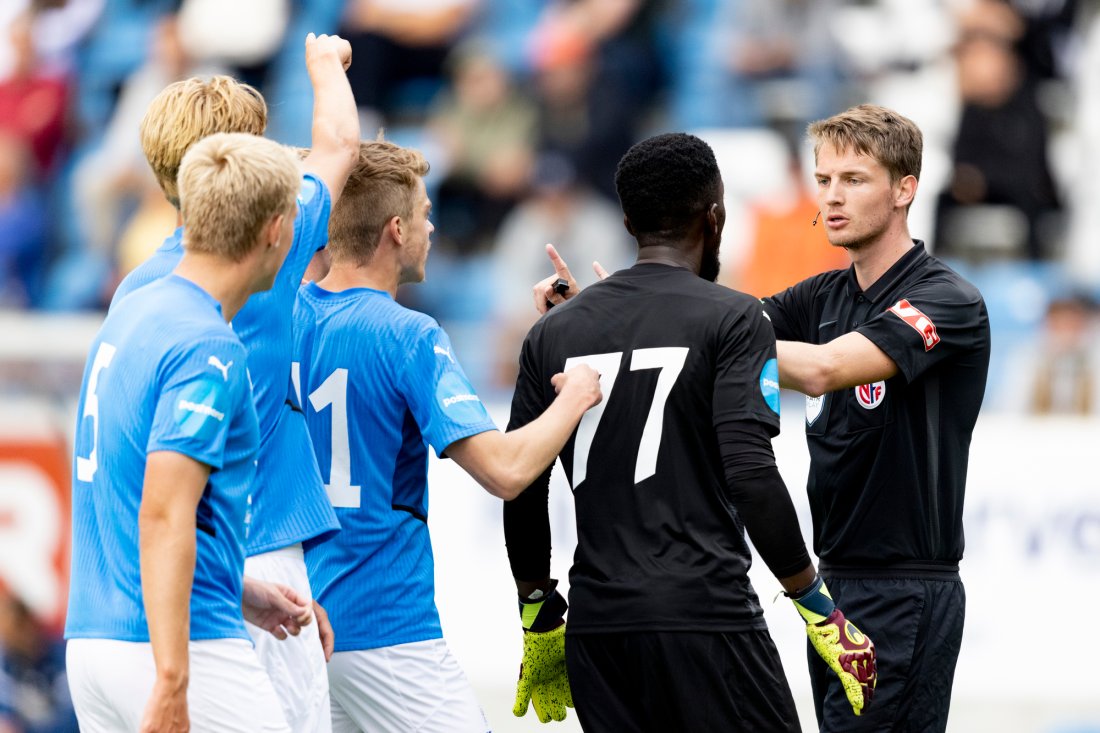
728,194,851,299
0,431,71,634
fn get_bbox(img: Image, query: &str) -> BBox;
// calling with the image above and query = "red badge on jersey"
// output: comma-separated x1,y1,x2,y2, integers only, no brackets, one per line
888,299,940,351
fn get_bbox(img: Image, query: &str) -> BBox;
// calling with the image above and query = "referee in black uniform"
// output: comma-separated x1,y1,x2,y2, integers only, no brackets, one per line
763,105,991,732
506,133,875,732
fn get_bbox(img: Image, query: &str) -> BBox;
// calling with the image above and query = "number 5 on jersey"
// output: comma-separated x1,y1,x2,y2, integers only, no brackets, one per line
563,347,688,487
76,342,117,482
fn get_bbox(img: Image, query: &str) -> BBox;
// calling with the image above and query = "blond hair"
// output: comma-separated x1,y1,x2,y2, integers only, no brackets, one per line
178,132,300,262
808,104,922,183
328,140,430,266
140,75,267,208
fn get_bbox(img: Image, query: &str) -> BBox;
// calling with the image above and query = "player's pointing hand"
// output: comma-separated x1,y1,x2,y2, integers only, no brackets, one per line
533,245,610,314
533,244,580,314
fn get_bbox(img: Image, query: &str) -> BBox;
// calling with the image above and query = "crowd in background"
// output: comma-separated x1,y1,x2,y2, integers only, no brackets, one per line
1,0,1099,406
2,0,1100,729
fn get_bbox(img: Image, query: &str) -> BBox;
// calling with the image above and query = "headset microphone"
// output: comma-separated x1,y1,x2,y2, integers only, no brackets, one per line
812,211,821,226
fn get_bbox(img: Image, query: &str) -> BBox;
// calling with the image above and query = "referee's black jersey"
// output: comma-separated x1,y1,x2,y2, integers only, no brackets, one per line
507,262,789,634
762,242,991,568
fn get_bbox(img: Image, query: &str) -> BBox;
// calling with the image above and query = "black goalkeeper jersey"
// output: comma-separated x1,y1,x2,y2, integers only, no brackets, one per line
506,262,792,634
762,242,991,569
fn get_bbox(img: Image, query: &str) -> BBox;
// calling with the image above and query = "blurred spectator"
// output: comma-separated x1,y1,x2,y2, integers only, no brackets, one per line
722,148,850,299
0,584,78,733
529,0,665,116
531,18,634,202
489,153,632,387
339,0,480,127
69,14,219,280
935,0,1062,261
428,41,537,255
722,0,843,129
70,0,177,135
175,0,289,93
997,293,1100,415
0,133,47,307
0,8,69,176
0,0,102,80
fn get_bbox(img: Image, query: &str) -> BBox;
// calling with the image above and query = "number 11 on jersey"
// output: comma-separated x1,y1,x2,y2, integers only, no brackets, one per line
563,347,688,487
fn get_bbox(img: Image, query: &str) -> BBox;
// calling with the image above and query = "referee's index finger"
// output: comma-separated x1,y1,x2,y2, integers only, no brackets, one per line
546,243,572,279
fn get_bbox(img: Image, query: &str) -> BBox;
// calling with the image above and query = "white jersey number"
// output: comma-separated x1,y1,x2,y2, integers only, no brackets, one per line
563,347,688,487
75,342,117,482
306,367,361,508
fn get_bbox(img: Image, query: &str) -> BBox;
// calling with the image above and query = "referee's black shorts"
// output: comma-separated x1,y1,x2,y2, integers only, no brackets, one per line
810,573,965,733
566,629,801,733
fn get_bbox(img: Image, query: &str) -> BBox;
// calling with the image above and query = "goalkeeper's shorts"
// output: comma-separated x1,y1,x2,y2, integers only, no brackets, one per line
566,629,801,733
809,572,964,733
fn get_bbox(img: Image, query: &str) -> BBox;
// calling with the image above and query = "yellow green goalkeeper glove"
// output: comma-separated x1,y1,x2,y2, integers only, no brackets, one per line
789,575,877,716
513,581,573,723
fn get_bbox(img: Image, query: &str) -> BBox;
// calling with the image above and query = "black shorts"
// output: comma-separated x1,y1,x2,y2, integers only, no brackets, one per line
566,629,801,733
810,573,965,733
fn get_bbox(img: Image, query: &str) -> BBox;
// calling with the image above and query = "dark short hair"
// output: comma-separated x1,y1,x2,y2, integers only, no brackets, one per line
614,133,722,238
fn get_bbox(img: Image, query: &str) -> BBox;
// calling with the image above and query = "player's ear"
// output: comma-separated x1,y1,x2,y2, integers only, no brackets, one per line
622,215,636,237
263,213,284,248
387,215,403,246
707,203,722,236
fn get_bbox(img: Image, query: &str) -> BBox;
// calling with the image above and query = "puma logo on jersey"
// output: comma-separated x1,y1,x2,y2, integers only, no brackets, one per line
888,299,940,351
434,345,455,363
208,356,233,381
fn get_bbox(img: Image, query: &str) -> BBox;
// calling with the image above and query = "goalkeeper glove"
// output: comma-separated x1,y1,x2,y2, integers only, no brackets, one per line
513,580,573,723
789,575,877,716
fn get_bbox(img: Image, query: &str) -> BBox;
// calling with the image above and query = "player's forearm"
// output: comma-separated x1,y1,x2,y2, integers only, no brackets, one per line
305,41,359,200
139,500,196,688
453,391,590,499
777,565,818,595
496,389,597,498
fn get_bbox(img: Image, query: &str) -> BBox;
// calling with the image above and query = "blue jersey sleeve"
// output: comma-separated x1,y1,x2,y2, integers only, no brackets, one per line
400,323,497,457
147,338,250,469
292,174,332,261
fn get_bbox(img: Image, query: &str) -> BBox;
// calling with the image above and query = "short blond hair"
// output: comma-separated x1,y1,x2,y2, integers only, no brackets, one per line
178,132,300,262
140,75,267,207
808,104,922,183
328,140,430,266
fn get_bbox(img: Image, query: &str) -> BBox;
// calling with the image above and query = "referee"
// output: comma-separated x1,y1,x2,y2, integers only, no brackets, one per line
764,105,991,732
506,133,875,732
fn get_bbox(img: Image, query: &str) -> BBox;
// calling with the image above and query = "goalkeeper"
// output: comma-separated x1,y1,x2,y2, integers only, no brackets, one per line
503,132,876,732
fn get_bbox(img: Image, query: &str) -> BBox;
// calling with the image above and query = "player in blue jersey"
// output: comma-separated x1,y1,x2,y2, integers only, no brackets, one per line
65,133,307,732
292,140,602,733
109,33,360,732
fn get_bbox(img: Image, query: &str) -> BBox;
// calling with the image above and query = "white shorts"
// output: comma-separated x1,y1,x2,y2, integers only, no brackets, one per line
245,544,332,733
328,638,490,733
66,637,290,732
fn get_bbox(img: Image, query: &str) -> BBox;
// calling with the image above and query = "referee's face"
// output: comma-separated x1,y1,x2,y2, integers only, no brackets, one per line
814,144,897,252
